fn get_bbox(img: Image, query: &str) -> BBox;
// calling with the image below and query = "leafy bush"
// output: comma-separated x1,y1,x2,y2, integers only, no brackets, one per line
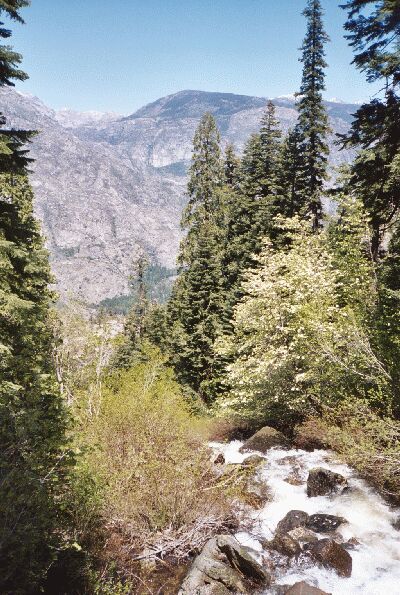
217,213,392,428
81,344,232,573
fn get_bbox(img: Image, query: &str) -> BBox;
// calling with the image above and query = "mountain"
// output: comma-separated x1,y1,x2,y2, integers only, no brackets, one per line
0,88,358,304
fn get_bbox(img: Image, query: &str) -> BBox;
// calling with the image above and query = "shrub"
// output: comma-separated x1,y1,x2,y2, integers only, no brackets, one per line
83,344,232,573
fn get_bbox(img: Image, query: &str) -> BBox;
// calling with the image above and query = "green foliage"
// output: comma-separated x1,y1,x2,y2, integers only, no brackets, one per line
0,174,71,593
296,0,330,230
217,212,391,428
168,114,226,401
340,1,400,257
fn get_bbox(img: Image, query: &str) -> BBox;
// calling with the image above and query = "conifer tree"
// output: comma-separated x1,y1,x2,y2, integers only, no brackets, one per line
0,3,70,591
297,0,330,231
275,126,307,219
259,100,282,201
224,143,240,187
340,0,400,258
0,175,70,592
168,114,225,401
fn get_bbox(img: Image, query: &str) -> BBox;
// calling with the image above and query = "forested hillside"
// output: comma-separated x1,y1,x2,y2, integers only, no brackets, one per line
0,1,399,594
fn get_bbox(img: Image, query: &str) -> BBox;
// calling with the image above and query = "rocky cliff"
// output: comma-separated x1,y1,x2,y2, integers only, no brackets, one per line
0,88,357,303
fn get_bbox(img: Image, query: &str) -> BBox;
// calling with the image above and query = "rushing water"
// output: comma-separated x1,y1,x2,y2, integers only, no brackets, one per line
210,441,400,594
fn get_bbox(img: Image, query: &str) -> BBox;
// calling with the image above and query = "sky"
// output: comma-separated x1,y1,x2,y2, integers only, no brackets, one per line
10,0,380,115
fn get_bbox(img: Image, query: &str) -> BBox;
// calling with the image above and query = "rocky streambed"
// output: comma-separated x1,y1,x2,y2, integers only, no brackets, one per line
179,428,400,594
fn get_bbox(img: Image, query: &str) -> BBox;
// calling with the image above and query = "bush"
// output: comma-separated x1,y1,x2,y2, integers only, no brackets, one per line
82,344,232,575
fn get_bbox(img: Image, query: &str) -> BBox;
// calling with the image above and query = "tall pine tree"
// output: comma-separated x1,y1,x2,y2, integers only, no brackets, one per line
168,114,225,401
340,0,400,258
0,3,70,591
296,0,330,231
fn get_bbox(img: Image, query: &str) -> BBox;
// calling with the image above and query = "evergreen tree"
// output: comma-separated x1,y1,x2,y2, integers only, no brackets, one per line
0,3,70,590
168,114,225,401
0,174,70,592
296,0,330,230
259,100,282,200
224,143,240,187
275,126,306,219
340,0,400,258
0,1,33,173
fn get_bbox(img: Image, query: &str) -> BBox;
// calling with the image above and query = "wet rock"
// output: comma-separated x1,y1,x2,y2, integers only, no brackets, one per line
284,470,304,486
269,533,301,557
392,517,400,531
306,468,348,497
179,537,249,594
287,527,319,547
239,426,289,453
309,539,352,577
269,585,290,595
276,510,309,534
242,454,265,467
285,581,331,594
180,533,271,594
343,537,360,550
216,535,270,585
306,514,347,533
245,476,271,508
213,453,225,465
278,455,299,466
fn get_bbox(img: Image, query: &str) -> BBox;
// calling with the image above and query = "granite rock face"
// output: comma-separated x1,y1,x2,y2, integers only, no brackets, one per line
0,88,357,303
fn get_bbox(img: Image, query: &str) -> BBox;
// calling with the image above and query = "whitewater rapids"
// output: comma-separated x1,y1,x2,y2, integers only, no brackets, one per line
210,441,400,594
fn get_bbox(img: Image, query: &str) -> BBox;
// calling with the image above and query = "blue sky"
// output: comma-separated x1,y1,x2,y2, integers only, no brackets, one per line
10,0,379,114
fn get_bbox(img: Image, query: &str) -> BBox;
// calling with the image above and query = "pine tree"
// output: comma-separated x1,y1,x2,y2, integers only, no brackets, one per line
275,126,307,219
0,3,70,591
168,114,225,401
0,174,70,592
259,100,282,199
224,143,240,187
0,1,33,173
340,0,400,258
297,0,330,231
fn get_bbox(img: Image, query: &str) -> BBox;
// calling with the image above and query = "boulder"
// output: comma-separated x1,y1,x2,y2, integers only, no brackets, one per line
306,514,347,533
276,510,309,534
242,454,265,467
306,468,348,497
343,537,360,550
287,527,319,547
309,539,352,577
216,535,269,584
285,581,330,595
245,476,271,508
239,426,289,453
269,533,301,557
179,534,270,594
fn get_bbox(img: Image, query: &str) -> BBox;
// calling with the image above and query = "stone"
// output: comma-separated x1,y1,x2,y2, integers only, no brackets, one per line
343,537,360,550
216,534,270,585
245,476,271,508
306,514,347,533
269,533,301,557
242,454,265,467
179,537,248,594
306,468,348,497
200,584,232,595
284,471,304,486
213,453,225,465
276,510,309,534
285,581,330,594
309,539,352,577
239,426,289,453
287,527,319,547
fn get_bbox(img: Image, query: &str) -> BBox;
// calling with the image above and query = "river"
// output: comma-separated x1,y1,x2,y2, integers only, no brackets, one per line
210,441,400,594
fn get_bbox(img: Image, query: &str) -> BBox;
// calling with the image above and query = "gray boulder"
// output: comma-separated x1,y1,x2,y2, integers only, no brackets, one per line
241,454,265,467
239,426,289,453
268,533,301,557
287,527,319,547
306,468,348,497
276,510,309,534
179,534,269,595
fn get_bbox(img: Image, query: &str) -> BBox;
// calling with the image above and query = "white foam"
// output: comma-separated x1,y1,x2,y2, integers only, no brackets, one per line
212,441,400,594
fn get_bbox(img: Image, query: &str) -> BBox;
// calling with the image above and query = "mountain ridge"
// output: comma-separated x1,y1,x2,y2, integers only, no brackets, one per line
0,87,358,303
